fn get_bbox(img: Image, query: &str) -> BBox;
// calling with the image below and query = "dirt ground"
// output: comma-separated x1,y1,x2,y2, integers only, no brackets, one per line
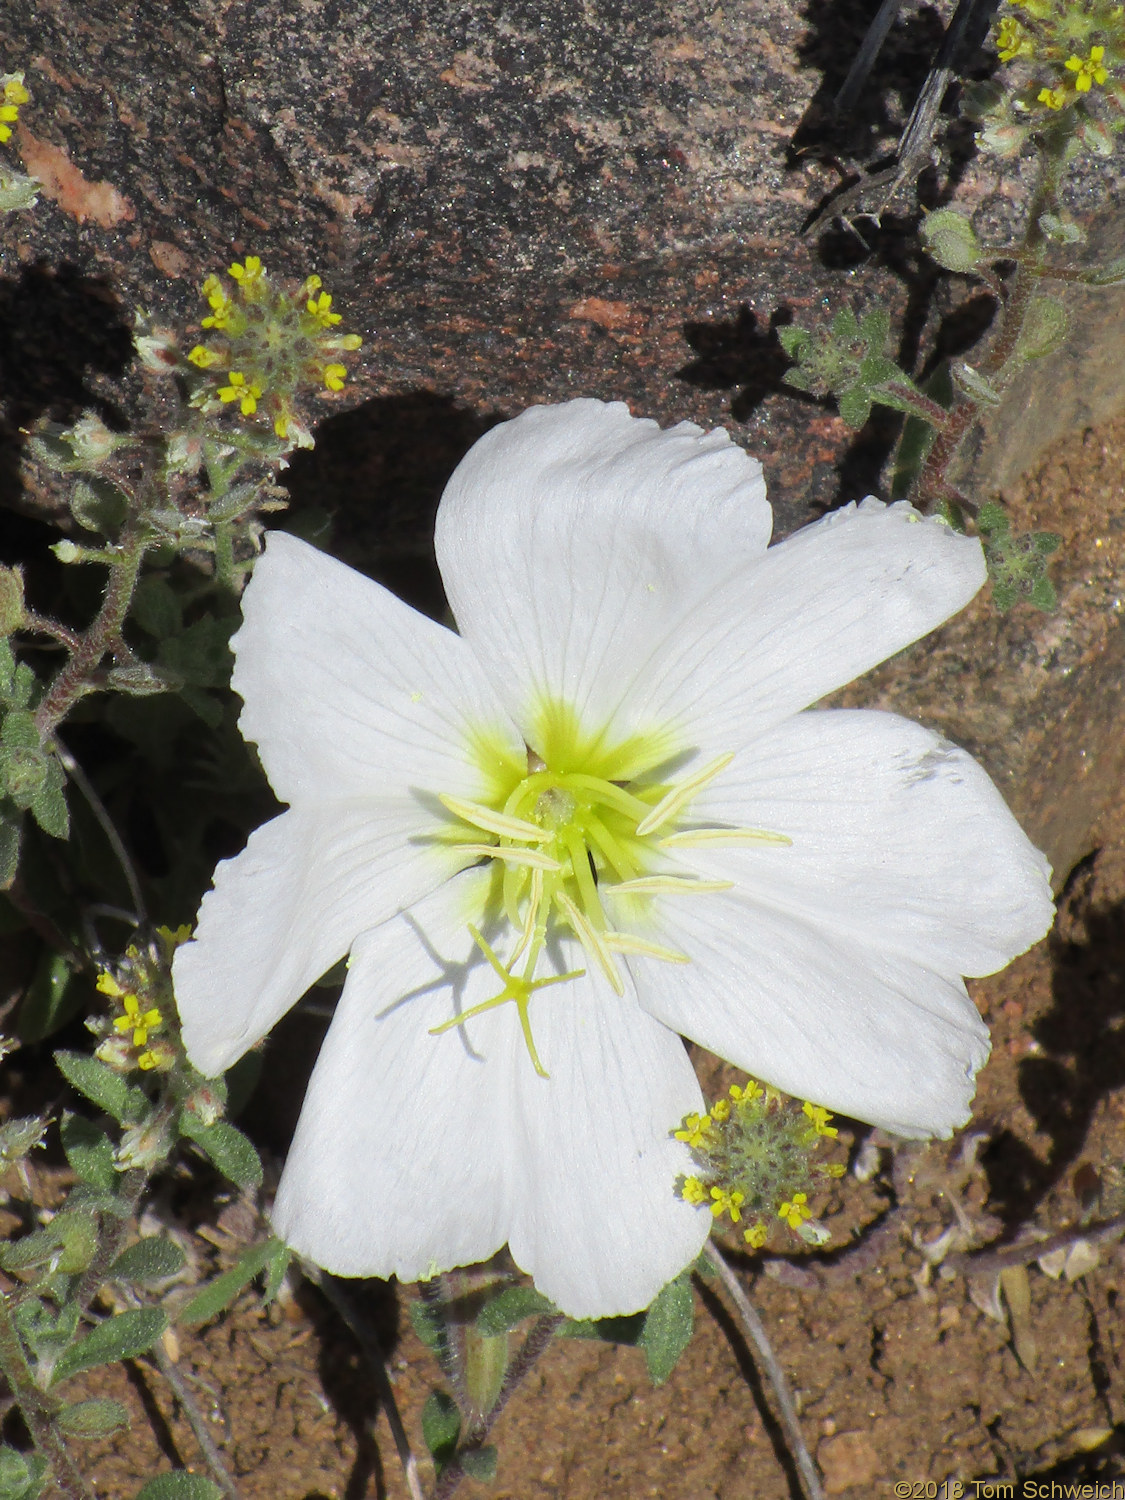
7,409,1125,1500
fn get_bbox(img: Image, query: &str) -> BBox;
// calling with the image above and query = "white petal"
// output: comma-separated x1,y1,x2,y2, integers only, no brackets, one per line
234,532,521,805
173,801,462,1075
686,709,1053,977
621,500,987,750
506,952,708,1317
272,874,708,1315
272,873,516,1280
616,887,991,1138
434,400,771,743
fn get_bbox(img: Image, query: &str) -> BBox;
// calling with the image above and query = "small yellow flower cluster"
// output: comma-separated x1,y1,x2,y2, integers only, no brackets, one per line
674,1077,845,1249
186,257,362,447
994,0,1122,112
93,927,190,1072
0,73,29,144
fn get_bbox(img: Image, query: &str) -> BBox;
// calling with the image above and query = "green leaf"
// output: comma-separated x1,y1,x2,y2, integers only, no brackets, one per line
60,1113,117,1193
11,1298,80,1365
55,1051,148,1124
776,325,810,359
831,308,860,341
836,387,872,430
0,1447,48,1500
18,951,79,1045
558,1311,646,1345
157,618,236,690
1,1213,96,1275
976,501,1011,539
178,1238,281,1328
70,476,130,538
1085,254,1125,287
1016,296,1068,361
476,1285,556,1336
50,1307,167,1386
639,1272,694,1385
110,1236,186,1285
0,710,39,750
409,1299,444,1351
260,1239,292,1305
131,578,184,639
421,1390,461,1466
57,1398,131,1438
460,1446,498,1482
951,360,1003,408
178,1114,263,1191
28,756,68,840
1029,574,1058,610
0,810,20,889
921,208,982,273
135,1476,224,1500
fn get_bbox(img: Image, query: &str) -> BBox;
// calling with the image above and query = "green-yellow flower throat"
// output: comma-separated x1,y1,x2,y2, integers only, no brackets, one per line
430,701,791,1076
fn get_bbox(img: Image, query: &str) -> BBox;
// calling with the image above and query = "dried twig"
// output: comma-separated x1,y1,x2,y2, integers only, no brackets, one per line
944,1211,1125,1277
701,1239,825,1500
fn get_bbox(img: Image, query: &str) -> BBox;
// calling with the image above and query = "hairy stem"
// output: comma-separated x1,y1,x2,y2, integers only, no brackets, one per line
147,1322,242,1500
34,529,149,738
701,1239,825,1500
0,1293,96,1500
432,1313,563,1500
914,129,1068,511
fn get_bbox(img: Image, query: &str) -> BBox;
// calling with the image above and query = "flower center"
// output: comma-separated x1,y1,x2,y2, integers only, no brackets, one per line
430,701,789,1075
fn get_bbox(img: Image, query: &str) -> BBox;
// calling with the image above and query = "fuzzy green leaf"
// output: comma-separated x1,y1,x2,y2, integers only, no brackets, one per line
178,1238,281,1328
409,1299,444,1351
776,325,810,358
50,1307,167,1385
131,578,184,639
951,361,1003,408
18,951,79,1044
558,1311,646,1344
836,387,873,430
460,1446,498,1482
1029,574,1058,610
0,1447,48,1500
0,810,21,890
476,1286,556,1336
70,476,130,538
921,208,983,272
55,1051,148,1124
421,1390,461,1466
110,1236,186,1285
1016,296,1068,361
135,1476,224,1500
639,1271,694,1385
57,1399,131,1438
60,1112,117,1193
260,1239,292,1304
178,1114,263,1191
28,756,69,839
157,618,235,690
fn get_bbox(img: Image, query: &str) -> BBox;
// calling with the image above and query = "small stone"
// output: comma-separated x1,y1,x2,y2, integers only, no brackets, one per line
817,1431,881,1494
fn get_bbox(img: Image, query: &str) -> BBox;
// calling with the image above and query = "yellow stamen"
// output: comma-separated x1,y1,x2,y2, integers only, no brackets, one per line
451,842,562,871
611,874,734,895
601,933,690,963
554,891,624,995
635,753,735,836
437,793,552,844
659,827,791,849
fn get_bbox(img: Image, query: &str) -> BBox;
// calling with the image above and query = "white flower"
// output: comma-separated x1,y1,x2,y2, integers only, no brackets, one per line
172,399,1054,1318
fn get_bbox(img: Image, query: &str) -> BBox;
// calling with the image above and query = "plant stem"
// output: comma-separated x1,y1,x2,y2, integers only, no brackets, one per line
0,1294,96,1500
34,527,149,738
54,743,146,925
147,1320,242,1500
432,1314,563,1500
701,1239,825,1500
913,129,1068,512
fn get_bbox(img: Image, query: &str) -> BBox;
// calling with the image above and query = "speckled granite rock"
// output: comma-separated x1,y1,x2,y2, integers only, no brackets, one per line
2,0,1123,884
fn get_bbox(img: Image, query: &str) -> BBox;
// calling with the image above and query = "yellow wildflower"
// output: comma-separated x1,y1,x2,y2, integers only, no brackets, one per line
1065,45,1109,91
778,1192,811,1230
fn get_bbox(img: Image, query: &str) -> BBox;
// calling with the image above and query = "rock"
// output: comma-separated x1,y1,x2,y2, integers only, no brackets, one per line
817,1429,881,1493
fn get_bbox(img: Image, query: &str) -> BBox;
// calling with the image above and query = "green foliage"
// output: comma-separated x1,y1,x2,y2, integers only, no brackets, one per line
178,1237,287,1328
921,208,983,273
50,1307,167,1385
70,476,130,538
110,1236,187,1285
421,1389,462,1468
17,952,80,1045
0,1448,47,1500
977,502,1062,612
460,1446,499,1482
54,1051,148,1125
1015,295,1069,361
409,1297,444,1350
59,1112,117,1193
638,1271,695,1386
56,1398,131,1439
475,1285,556,1336
780,308,930,431
178,1114,263,1191
135,1475,224,1500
